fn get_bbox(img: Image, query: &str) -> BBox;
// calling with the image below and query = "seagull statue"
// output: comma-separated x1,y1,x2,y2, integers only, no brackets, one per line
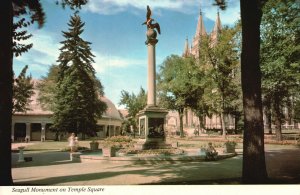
142,5,161,34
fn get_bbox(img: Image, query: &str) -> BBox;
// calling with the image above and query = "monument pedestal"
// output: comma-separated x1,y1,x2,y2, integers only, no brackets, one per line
135,106,170,150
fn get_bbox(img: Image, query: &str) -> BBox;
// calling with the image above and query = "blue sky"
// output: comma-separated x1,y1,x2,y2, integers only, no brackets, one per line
14,0,240,108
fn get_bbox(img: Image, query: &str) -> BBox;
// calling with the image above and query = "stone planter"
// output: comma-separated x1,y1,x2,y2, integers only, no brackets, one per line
18,146,25,163
224,143,236,153
172,142,179,148
89,142,99,151
102,147,116,157
70,152,81,162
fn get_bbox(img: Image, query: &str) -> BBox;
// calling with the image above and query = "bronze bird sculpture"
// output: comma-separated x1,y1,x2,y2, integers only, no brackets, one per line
142,5,161,34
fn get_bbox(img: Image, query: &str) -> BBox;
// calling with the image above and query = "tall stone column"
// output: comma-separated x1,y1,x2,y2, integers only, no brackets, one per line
147,37,157,107
136,6,168,150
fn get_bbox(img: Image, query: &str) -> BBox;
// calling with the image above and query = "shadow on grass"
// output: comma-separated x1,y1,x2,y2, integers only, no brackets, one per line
13,148,300,185
12,151,77,168
14,156,244,185
265,148,300,183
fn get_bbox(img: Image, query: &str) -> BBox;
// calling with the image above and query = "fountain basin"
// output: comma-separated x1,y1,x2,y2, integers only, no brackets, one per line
77,149,237,162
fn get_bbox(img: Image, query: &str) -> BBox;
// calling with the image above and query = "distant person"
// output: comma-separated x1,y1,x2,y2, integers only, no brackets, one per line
206,142,218,160
68,133,76,153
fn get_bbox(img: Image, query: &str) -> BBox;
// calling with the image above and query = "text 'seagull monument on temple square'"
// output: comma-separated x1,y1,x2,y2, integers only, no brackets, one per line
135,6,169,150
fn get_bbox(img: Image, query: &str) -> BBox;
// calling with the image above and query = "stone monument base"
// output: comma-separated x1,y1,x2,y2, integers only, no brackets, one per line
134,138,171,150
136,106,169,150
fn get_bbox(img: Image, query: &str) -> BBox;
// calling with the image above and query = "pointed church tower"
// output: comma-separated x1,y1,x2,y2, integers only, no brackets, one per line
191,9,206,57
182,37,191,57
211,11,222,46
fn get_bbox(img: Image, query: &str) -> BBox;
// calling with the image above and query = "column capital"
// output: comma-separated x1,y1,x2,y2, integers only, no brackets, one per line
146,38,158,45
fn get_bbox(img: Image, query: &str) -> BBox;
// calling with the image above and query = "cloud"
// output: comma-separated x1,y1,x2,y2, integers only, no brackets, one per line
93,52,145,73
84,0,214,15
15,29,60,67
14,29,145,77
84,0,240,25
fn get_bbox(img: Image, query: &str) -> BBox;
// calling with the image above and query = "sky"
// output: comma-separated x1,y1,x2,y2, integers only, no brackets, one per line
13,0,240,108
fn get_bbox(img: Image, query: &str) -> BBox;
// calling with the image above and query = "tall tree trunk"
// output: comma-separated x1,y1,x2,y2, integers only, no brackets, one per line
178,108,184,138
263,99,272,134
240,0,268,184
184,109,188,127
273,96,283,141
0,0,13,185
220,113,226,139
198,115,205,133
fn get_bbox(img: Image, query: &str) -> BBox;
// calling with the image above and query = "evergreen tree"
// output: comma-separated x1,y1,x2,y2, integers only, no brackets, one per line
13,65,34,114
52,13,107,138
13,18,33,57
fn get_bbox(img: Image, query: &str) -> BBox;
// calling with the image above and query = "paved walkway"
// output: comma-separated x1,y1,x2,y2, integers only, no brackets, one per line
11,145,300,185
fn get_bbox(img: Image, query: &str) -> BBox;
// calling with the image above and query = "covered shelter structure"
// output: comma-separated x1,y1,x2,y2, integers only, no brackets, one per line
12,87,123,142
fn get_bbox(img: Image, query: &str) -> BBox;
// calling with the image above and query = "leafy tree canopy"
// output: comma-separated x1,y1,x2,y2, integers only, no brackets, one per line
119,87,147,119
198,24,241,136
261,0,300,140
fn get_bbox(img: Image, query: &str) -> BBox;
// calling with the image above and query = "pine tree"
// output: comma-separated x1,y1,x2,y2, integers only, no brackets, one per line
12,18,33,57
13,65,34,114
52,13,107,138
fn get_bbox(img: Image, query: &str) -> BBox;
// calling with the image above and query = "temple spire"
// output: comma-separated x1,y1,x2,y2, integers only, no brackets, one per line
213,10,222,33
211,11,222,45
182,37,190,57
191,7,207,57
195,8,206,38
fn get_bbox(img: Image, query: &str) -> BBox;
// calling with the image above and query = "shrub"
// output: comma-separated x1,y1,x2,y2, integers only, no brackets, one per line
224,141,237,147
104,136,132,143
61,146,88,152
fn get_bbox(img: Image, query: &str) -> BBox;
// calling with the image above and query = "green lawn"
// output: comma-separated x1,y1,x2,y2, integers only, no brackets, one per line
21,140,90,151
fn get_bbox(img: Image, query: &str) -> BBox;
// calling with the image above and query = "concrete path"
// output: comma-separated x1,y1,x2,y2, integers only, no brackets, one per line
11,145,300,185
